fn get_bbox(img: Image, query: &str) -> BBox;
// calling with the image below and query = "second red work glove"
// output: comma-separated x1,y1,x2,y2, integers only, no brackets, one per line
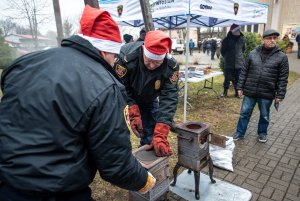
146,123,172,157
129,104,143,138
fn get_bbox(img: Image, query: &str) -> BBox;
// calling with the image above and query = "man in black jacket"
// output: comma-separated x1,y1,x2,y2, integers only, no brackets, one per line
221,24,245,97
233,29,289,143
115,30,179,157
0,5,155,201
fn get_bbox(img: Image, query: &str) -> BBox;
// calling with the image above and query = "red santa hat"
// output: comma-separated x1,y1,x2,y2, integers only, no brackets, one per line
143,30,172,60
79,5,122,54
230,23,241,32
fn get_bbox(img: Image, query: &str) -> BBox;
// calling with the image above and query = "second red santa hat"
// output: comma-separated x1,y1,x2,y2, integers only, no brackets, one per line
143,30,172,60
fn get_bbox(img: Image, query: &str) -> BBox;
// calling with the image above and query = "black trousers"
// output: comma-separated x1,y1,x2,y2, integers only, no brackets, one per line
0,183,92,201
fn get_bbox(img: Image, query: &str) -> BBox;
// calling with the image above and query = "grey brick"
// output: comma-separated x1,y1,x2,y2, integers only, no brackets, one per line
272,189,286,201
248,171,261,181
260,186,275,198
257,174,269,184
267,180,288,192
257,196,274,201
267,160,278,168
272,169,284,179
241,182,262,194
281,172,293,183
224,172,237,182
284,193,300,201
287,183,300,196
259,158,270,166
233,175,246,186
280,156,291,164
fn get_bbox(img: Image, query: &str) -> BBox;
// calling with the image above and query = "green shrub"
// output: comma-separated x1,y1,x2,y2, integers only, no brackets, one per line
0,36,16,69
243,32,261,59
276,39,288,53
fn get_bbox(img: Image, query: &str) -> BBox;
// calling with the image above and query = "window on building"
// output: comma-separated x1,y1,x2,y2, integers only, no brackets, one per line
254,24,258,33
241,25,245,32
247,25,252,32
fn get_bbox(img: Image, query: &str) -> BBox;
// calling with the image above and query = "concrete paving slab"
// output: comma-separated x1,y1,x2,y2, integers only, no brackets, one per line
169,169,252,201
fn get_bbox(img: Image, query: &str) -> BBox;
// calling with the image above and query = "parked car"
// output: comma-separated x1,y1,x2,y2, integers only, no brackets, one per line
171,38,185,54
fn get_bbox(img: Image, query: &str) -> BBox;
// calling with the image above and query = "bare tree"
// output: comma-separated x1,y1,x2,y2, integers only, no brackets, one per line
0,18,16,36
63,18,73,38
6,0,50,48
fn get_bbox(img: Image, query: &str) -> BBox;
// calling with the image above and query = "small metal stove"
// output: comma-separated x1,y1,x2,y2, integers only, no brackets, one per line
129,146,170,201
171,121,216,200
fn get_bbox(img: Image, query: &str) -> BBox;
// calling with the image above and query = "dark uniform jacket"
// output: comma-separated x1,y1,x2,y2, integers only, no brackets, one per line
237,44,289,100
221,31,245,70
0,35,147,192
115,41,179,126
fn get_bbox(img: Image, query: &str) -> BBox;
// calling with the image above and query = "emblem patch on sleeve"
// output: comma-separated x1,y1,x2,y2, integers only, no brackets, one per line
116,64,127,78
155,80,161,90
124,105,132,132
170,71,179,84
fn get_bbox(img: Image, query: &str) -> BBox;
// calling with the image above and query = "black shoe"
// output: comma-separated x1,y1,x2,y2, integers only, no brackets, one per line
232,133,244,141
258,135,267,143
221,89,228,97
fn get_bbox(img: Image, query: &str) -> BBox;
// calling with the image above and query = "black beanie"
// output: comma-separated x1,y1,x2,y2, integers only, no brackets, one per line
123,34,133,43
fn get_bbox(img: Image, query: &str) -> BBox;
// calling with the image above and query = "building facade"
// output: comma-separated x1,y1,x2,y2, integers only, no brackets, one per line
245,0,300,39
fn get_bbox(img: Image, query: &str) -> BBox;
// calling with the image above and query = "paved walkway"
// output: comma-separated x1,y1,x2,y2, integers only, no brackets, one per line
168,53,300,201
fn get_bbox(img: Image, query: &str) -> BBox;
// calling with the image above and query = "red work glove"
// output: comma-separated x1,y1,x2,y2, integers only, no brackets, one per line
129,104,143,138
146,123,172,157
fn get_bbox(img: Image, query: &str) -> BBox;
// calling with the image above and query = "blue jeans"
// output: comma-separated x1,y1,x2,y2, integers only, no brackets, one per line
139,99,158,145
236,96,273,137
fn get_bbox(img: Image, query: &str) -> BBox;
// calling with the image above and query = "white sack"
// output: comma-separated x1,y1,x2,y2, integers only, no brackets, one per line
209,137,235,172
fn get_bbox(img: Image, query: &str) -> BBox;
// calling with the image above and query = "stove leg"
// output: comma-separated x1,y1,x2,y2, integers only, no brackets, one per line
208,155,216,183
193,170,200,200
170,163,181,186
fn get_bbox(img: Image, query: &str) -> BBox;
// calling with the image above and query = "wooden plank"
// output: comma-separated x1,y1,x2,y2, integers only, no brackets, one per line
209,133,227,148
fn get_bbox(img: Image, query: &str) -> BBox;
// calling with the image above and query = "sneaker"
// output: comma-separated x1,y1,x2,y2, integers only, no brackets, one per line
232,133,244,141
258,135,267,143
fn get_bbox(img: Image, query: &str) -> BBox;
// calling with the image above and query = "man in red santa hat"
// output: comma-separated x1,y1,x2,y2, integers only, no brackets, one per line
0,5,155,200
115,30,179,157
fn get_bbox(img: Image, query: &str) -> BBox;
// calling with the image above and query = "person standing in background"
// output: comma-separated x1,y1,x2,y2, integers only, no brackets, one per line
232,29,289,143
210,38,217,60
123,34,133,44
221,23,245,97
189,39,195,56
137,28,146,41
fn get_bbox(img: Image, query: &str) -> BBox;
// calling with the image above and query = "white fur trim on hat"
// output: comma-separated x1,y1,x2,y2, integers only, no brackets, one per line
77,34,121,54
143,45,166,60
231,26,241,32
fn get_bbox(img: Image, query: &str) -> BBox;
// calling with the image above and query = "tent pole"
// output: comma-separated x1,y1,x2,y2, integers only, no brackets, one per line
184,14,190,123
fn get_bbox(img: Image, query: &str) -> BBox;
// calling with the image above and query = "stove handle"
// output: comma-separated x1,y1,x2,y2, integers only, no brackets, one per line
177,134,194,142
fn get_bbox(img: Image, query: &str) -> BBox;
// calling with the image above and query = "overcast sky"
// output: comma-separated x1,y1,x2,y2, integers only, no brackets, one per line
0,0,85,35
0,0,140,38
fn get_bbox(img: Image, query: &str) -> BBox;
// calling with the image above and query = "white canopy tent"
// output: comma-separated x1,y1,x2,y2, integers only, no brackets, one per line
98,0,269,122
99,0,268,28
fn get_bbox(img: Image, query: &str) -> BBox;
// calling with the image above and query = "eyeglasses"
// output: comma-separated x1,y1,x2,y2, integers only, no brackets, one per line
264,36,278,40
144,57,164,66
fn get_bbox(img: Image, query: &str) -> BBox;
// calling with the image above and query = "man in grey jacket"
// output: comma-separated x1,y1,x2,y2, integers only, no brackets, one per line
233,29,289,143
